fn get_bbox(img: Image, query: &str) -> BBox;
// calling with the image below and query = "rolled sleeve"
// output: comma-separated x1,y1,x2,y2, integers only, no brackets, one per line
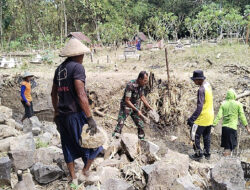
125,84,132,98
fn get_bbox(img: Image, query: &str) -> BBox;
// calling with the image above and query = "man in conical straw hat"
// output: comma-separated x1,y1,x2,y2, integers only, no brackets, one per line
51,38,103,185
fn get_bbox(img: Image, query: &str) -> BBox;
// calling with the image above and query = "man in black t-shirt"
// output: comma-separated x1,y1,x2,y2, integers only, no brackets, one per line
51,38,103,185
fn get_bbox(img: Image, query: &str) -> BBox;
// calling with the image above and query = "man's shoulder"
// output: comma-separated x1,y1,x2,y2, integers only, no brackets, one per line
126,79,137,88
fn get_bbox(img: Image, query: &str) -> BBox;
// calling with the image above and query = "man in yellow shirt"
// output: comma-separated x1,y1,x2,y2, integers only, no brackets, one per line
21,71,34,122
187,70,214,161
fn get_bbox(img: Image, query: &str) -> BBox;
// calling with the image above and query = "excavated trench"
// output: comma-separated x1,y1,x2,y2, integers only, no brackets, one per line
0,73,249,153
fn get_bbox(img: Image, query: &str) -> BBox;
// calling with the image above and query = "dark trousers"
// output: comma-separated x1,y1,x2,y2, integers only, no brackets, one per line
114,106,144,136
21,101,34,118
193,125,212,155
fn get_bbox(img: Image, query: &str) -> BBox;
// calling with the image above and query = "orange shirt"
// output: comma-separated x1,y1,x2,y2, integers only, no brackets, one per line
21,81,32,102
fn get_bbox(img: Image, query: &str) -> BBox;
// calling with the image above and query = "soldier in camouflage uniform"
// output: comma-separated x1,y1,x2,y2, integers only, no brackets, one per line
113,71,153,139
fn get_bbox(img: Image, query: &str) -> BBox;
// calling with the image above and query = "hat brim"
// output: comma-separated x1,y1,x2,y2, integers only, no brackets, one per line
23,75,34,79
191,76,206,81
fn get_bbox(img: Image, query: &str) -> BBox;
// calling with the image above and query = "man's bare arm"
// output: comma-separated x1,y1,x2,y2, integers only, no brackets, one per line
74,79,97,135
141,95,153,110
74,80,92,117
51,83,58,116
125,97,139,112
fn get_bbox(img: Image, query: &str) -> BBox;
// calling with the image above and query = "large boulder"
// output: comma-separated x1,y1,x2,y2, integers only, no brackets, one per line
121,133,139,160
139,140,160,164
31,162,64,184
0,105,12,122
9,133,35,170
0,157,11,186
12,173,36,190
103,179,134,190
34,146,63,165
211,157,246,190
5,119,23,131
0,125,20,139
142,149,189,190
0,137,15,152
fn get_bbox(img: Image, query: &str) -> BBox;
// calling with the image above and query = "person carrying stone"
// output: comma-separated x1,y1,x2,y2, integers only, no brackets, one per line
187,70,214,161
20,71,34,122
213,89,250,156
112,71,153,140
51,38,103,185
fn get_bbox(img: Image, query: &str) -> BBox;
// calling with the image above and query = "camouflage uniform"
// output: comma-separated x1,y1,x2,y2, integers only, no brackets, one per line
114,80,145,138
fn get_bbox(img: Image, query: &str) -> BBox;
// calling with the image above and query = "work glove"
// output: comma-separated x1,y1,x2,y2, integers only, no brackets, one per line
187,118,193,128
86,116,97,136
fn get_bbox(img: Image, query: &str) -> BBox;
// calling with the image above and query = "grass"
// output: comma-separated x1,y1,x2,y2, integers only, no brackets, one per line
35,139,49,149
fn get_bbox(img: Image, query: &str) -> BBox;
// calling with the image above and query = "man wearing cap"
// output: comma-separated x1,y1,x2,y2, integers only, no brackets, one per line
187,70,214,161
51,38,103,184
21,71,34,122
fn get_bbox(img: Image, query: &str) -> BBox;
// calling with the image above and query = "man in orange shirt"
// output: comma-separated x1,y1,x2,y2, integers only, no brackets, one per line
21,71,34,122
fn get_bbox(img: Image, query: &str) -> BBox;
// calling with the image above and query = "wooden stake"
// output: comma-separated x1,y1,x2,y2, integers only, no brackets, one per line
165,47,171,103
165,48,170,86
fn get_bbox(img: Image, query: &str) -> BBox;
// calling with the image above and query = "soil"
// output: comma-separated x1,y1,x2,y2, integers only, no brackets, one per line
0,42,249,168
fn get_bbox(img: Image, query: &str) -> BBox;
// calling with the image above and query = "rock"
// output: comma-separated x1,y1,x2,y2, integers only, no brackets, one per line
121,133,139,160
13,173,36,190
31,162,64,184
123,161,144,181
0,137,15,152
170,135,178,142
23,116,42,135
32,127,41,136
98,159,121,168
0,157,11,186
41,122,58,136
139,140,160,164
55,158,69,176
189,161,212,188
85,185,103,190
103,179,134,190
98,167,120,185
37,132,53,144
34,146,63,165
172,174,201,190
211,157,246,190
5,119,23,131
148,110,159,122
9,133,35,170
80,126,108,149
0,105,12,122
0,125,19,139
142,149,189,190
104,139,121,160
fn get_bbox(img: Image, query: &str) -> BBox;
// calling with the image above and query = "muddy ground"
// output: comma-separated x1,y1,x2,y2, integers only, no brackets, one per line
0,42,249,157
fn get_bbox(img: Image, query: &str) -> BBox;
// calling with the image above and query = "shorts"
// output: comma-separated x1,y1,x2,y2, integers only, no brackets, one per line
221,126,237,151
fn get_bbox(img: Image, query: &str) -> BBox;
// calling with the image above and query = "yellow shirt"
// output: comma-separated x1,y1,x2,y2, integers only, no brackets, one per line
194,82,214,126
21,81,32,102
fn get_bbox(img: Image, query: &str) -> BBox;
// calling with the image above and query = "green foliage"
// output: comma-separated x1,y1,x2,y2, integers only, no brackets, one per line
0,0,249,49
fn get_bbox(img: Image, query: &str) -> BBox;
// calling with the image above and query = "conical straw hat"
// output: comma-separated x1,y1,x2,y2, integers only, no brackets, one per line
22,71,34,79
59,38,90,57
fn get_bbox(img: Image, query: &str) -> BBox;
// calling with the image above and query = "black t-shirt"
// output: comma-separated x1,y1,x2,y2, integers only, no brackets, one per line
53,59,86,114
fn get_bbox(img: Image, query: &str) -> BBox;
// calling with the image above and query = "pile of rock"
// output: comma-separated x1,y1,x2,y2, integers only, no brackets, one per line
0,103,247,190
